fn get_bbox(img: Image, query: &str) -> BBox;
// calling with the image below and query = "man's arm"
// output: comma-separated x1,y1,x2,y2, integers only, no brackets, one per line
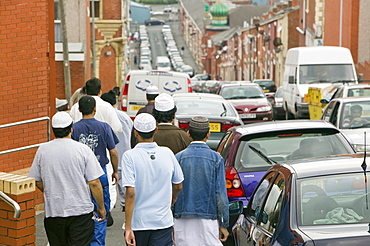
109,148,119,185
125,186,136,246
172,183,182,206
36,181,44,192
88,178,106,221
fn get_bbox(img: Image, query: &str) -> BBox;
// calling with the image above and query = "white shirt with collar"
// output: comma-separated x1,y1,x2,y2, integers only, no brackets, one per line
69,95,122,134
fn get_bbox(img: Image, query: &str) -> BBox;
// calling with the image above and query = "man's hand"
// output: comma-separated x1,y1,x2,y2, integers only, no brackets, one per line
125,228,136,246
96,206,106,222
219,227,229,242
112,171,119,185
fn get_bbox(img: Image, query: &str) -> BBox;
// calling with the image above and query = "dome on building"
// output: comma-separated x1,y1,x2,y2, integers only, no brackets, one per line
210,0,229,17
210,0,228,26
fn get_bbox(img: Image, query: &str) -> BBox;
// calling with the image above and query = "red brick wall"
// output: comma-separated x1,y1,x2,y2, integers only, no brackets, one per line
55,61,86,99
99,46,117,93
0,0,52,172
103,0,122,20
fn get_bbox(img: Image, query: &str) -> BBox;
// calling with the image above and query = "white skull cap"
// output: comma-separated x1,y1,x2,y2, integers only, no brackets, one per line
155,93,175,112
134,113,156,133
146,85,159,95
52,112,73,128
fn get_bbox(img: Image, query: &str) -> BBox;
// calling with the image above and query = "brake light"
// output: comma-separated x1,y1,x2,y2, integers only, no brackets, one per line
187,78,193,92
121,79,129,111
225,167,245,198
222,123,240,131
277,133,302,137
179,122,189,129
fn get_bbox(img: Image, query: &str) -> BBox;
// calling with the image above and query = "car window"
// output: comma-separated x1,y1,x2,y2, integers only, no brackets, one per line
340,101,370,129
347,88,370,97
218,130,234,161
221,86,264,99
235,131,353,172
259,175,285,234
298,172,370,225
246,171,277,223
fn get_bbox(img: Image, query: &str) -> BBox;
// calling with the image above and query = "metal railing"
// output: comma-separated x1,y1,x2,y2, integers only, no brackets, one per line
0,117,50,156
0,191,21,218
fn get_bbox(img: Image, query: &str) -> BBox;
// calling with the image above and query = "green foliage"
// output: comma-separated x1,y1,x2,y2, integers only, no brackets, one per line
139,0,178,4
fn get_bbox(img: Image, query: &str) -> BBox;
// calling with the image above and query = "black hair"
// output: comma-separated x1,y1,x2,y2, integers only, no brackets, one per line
85,77,102,95
146,94,159,101
52,123,73,138
101,90,117,106
79,96,96,115
189,127,209,141
137,129,155,139
152,106,177,123
351,105,363,112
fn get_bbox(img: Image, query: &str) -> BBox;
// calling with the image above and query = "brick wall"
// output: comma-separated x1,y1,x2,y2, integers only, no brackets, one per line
99,46,117,93
0,0,52,172
55,61,86,99
103,0,122,20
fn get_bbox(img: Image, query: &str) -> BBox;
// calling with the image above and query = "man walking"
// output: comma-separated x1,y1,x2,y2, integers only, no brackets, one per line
152,93,191,154
173,116,229,246
121,113,184,246
71,96,119,246
29,112,106,246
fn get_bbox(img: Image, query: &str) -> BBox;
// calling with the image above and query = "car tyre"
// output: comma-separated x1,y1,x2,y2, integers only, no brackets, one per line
285,107,294,120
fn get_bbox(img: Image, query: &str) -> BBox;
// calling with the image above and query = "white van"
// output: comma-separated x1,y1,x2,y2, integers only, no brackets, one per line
156,56,171,71
120,70,192,118
282,46,358,119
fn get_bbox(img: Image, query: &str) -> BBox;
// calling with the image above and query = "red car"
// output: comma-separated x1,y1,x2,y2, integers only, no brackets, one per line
217,82,273,123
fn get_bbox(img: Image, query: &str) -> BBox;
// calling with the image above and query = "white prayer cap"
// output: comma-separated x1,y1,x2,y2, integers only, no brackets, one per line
154,93,175,112
146,85,159,95
134,113,156,133
52,112,73,128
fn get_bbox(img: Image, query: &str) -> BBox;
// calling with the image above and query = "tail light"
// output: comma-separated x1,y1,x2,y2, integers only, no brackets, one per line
226,167,245,198
187,78,193,92
121,76,130,111
222,123,241,131
179,122,189,129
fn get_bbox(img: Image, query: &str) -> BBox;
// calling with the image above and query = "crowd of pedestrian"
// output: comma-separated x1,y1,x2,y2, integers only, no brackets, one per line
29,77,229,246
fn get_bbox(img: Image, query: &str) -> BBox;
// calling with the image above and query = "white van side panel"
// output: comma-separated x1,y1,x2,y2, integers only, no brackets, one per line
123,70,190,117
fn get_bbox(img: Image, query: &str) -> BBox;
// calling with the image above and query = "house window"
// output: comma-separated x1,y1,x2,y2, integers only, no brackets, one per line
90,0,100,18
54,1,62,42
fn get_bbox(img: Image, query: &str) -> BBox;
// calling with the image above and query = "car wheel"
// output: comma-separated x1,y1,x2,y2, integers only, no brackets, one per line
285,106,294,120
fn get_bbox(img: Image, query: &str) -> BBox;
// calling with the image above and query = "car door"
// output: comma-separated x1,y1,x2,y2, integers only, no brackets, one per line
322,100,341,127
233,171,279,245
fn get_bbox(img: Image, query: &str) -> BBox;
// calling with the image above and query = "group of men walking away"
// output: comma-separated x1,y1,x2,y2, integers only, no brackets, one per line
29,77,229,246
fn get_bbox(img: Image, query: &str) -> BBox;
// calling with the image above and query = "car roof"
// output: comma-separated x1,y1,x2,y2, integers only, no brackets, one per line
280,154,368,179
329,97,370,103
231,120,340,135
220,82,256,88
172,93,224,100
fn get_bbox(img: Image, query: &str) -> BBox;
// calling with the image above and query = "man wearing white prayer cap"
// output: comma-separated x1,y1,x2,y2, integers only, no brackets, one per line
121,113,184,246
152,93,191,154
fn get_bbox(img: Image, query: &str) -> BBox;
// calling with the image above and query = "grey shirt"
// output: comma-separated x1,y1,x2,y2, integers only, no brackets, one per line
29,138,104,218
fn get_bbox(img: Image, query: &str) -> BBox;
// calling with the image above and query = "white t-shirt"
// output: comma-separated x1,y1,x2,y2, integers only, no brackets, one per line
69,95,122,134
121,142,184,230
29,138,104,218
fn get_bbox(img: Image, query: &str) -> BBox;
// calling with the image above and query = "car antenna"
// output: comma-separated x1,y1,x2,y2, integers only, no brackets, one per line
361,132,368,211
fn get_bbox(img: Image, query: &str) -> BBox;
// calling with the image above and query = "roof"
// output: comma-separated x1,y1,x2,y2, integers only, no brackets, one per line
229,5,271,28
180,0,206,31
173,93,224,100
331,97,370,103
282,154,369,179
211,26,240,45
233,120,340,135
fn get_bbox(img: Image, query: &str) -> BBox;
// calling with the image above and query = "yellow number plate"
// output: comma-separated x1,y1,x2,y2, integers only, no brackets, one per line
263,89,269,92
131,105,145,111
209,123,221,132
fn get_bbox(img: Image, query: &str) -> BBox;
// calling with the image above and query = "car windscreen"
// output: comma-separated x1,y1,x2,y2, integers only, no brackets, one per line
298,64,356,84
175,99,236,117
235,131,354,173
221,86,264,99
298,172,370,226
157,62,170,67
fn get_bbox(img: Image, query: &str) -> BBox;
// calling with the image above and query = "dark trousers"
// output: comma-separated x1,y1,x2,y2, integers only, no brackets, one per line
44,212,94,246
134,226,173,246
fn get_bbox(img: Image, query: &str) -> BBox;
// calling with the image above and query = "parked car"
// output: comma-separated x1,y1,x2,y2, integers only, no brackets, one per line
144,18,165,26
272,86,285,119
173,93,243,149
321,83,370,104
252,79,276,93
217,83,273,123
163,5,172,12
217,120,356,245
321,97,370,152
190,73,211,81
230,153,370,245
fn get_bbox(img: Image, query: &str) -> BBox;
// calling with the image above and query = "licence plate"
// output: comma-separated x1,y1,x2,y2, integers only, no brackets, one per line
131,105,145,111
209,123,221,132
263,89,269,92
239,114,256,118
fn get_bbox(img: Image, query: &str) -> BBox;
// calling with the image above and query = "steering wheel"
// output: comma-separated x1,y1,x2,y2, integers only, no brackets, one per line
302,185,327,197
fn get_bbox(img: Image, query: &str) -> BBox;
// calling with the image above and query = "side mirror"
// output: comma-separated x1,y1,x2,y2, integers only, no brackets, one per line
229,201,244,216
288,76,295,84
320,98,329,104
